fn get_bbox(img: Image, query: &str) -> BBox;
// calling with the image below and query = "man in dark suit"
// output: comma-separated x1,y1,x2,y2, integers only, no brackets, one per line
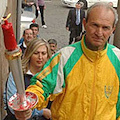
66,1,85,44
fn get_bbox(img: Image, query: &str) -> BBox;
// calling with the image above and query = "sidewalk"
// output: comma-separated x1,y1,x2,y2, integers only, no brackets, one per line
20,10,35,37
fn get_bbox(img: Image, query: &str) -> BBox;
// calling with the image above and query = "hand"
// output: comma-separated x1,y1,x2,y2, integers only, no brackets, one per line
66,27,69,31
44,6,46,9
14,109,32,120
29,2,34,5
43,108,51,119
26,2,34,6
37,6,40,10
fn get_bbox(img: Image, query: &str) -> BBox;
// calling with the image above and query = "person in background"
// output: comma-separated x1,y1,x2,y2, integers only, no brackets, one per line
74,36,81,42
66,1,85,44
15,2,120,120
20,28,34,55
30,23,40,39
48,39,57,55
22,0,35,12
3,39,52,120
19,23,40,45
75,30,86,43
22,0,39,22
36,0,47,29
108,2,113,7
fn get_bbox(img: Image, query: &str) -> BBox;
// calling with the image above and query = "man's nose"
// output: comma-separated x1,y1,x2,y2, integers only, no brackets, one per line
97,27,102,33
96,27,103,36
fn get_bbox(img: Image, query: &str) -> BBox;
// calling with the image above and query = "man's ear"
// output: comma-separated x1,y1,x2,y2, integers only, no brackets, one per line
83,18,86,30
110,26,116,36
112,26,116,33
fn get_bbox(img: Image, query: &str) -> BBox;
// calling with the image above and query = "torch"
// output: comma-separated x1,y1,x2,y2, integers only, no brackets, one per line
1,13,38,111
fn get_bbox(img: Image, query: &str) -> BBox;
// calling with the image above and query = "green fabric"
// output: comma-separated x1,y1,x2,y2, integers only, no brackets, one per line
31,52,60,85
30,42,83,100
32,53,60,99
42,62,59,98
64,41,83,80
107,44,120,119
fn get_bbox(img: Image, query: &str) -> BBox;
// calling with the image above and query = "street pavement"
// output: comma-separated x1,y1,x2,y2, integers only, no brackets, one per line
21,0,114,49
36,0,70,49
21,0,87,49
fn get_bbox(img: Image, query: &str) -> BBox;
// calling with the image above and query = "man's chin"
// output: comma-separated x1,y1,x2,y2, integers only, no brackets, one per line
93,41,103,46
94,44,105,50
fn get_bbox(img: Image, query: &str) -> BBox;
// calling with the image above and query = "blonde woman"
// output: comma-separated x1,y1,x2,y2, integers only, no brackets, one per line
3,39,52,120
22,38,51,74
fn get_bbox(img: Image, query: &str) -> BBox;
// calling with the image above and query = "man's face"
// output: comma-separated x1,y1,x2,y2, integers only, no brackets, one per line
23,29,33,44
84,7,115,51
76,3,82,9
49,43,57,55
31,27,39,38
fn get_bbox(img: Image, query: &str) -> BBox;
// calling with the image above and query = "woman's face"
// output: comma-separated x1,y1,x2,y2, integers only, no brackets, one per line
30,45,48,69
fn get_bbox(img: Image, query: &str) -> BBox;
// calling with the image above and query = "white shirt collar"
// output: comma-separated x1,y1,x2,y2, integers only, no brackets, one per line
23,41,27,48
26,70,33,76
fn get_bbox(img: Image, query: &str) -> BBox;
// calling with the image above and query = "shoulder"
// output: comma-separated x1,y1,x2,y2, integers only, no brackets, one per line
69,8,75,12
59,46,75,58
59,42,81,57
81,9,85,14
112,47,120,60
108,44,120,60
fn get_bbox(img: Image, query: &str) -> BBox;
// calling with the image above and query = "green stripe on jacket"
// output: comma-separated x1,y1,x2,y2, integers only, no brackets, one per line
107,44,120,119
30,41,83,100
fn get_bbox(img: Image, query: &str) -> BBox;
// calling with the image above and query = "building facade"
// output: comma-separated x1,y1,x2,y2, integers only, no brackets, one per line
0,0,17,119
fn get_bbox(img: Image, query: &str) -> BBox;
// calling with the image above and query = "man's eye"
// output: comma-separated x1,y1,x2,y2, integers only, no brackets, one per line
103,27,110,30
93,24,98,27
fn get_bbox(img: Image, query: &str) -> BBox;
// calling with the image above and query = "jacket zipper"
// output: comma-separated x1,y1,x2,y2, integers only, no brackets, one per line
89,61,97,120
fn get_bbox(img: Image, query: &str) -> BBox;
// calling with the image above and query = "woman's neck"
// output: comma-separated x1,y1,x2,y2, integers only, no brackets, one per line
29,65,42,75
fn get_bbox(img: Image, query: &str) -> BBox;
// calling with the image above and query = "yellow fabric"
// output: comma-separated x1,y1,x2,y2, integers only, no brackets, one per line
26,39,119,120
36,53,61,80
50,54,119,120
26,80,51,110
26,84,45,110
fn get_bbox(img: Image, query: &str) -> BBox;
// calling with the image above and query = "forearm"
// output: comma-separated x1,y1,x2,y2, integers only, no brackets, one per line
35,0,39,8
6,73,17,114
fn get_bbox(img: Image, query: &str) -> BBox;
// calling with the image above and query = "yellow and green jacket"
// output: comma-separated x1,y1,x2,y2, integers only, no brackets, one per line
26,36,120,120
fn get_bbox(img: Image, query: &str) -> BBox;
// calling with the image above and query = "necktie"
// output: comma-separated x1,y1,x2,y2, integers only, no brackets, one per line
76,9,80,25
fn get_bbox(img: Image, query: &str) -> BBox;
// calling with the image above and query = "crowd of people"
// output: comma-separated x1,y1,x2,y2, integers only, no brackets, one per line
3,1,120,120
4,39,52,120
22,0,47,28
3,21,57,120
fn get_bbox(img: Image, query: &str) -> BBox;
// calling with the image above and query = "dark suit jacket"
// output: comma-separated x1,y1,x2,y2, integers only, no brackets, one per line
66,8,85,32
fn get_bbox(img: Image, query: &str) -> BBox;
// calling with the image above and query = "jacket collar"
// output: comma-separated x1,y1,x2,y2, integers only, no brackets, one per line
81,35,108,62
26,70,33,76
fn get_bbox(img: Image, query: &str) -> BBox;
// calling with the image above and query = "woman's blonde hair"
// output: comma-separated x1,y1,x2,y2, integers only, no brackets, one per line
22,38,52,73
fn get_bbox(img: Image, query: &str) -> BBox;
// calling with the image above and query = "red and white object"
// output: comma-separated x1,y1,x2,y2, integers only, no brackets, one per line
1,13,38,111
